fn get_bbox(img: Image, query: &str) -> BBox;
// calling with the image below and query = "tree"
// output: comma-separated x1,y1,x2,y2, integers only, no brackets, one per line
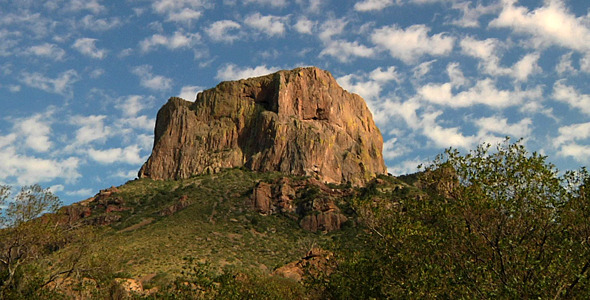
325,138,590,298
0,184,63,297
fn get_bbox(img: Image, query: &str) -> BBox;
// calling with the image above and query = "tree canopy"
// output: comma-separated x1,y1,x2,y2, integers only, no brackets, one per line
321,138,590,299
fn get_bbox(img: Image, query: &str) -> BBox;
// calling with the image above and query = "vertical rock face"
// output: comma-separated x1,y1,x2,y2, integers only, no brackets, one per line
138,67,387,186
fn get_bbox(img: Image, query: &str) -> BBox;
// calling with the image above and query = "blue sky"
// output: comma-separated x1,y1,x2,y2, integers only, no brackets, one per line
1,0,589,205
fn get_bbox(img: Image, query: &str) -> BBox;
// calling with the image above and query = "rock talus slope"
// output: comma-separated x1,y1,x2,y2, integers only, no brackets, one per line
138,67,386,186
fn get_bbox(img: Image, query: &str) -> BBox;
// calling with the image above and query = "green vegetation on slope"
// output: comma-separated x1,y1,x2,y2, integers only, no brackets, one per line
1,139,589,299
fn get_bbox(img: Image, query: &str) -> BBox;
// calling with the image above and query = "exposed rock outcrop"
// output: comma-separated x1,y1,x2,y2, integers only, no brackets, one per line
250,177,353,232
272,248,334,282
139,67,386,186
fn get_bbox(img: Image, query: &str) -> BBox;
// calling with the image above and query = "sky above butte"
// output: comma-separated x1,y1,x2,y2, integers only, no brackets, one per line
1,0,589,204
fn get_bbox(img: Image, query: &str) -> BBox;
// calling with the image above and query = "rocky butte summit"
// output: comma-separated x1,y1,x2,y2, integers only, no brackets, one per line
138,67,387,186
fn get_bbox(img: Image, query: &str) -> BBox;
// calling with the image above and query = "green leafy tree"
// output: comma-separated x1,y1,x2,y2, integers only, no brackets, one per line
325,138,590,298
0,184,63,297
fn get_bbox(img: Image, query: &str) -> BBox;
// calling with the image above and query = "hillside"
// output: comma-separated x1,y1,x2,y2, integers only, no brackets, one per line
31,168,418,298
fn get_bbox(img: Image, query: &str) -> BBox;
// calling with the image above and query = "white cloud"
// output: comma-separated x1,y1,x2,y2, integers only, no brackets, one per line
49,184,65,193
205,20,242,43
512,53,541,81
337,66,399,101
19,69,79,97
388,157,425,176
294,17,315,34
140,31,201,52
460,36,499,59
320,40,375,62
89,68,105,78
72,38,107,59
69,115,111,146
112,169,139,179
490,0,590,52
244,13,288,37
552,81,590,115
13,113,53,153
79,15,123,31
418,78,542,108
318,18,347,42
117,115,155,132
556,52,577,74
151,0,209,23
26,43,65,60
116,95,149,117
412,60,436,79
420,111,476,149
178,85,203,101
553,122,590,162
0,146,80,185
553,122,590,147
354,0,396,12
558,144,590,162
64,0,105,13
581,53,590,73
131,65,173,91
446,62,469,88
475,116,532,138
88,145,144,165
450,1,500,28
382,137,408,160
8,85,21,93
243,0,287,7
371,24,455,64
65,188,94,197
460,36,541,81
215,64,280,81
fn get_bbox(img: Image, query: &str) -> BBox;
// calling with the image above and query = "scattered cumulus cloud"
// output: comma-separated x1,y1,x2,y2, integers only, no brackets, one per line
151,0,209,23
450,1,500,28
178,85,203,101
460,36,541,80
490,0,590,52
0,144,80,185
63,0,106,13
72,38,107,59
294,17,315,34
418,78,542,108
26,43,66,60
79,15,123,31
556,52,576,74
19,70,79,97
474,116,532,138
216,64,280,81
244,13,288,37
553,122,590,162
371,24,455,64
337,66,400,101
140,31,201,52
320,40,375,62
65,188,94,197
243,0,287,7
13,113,54,153
354,0,397,12
69,115,111,147
205,20,242,43
131,65,173,91
88,145,144,165
552,81,590,115
116,95,149,117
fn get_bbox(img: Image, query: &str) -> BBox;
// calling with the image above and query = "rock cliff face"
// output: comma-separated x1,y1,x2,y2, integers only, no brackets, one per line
138,67,386,186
